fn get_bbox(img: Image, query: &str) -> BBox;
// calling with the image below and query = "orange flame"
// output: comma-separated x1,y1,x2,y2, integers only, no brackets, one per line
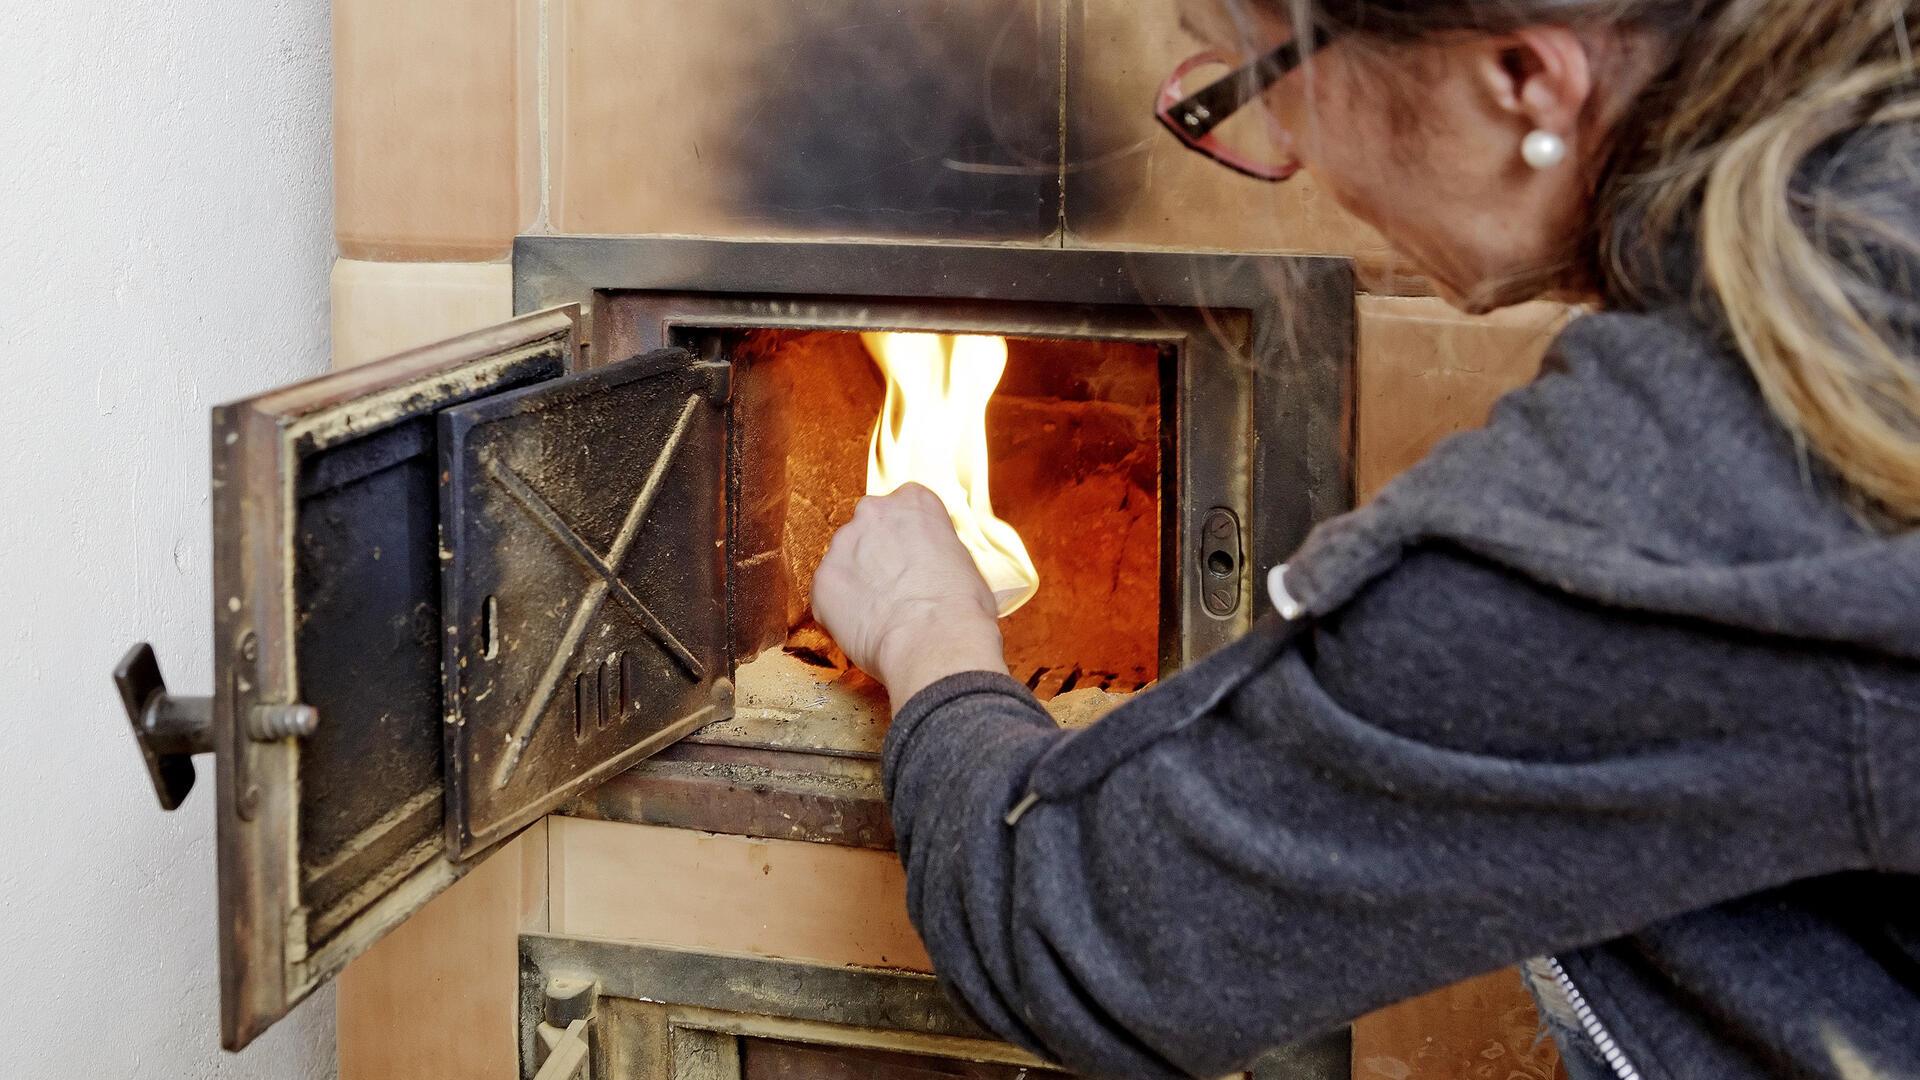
863,332,1039,616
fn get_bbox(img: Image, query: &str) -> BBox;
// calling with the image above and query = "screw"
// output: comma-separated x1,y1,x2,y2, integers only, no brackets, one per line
239,632,258,663
249,704,319,742
1206,586,1236,616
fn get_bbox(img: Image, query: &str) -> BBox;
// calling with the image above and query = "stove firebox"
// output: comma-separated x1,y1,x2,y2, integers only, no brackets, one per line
545,237,1354,858
730,328,1163,715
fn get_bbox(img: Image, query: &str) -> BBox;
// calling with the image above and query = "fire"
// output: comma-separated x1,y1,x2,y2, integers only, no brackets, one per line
863,332,1039,616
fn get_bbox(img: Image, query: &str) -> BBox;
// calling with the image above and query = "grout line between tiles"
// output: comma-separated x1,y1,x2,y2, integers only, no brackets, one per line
1056,0,1070,247
536,0,553,231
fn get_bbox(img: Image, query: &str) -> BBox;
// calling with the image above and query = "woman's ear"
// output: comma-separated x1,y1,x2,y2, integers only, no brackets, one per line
1475,27,1594,134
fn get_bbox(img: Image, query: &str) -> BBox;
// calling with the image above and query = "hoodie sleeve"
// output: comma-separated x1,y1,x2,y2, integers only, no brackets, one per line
881,545,1868,1079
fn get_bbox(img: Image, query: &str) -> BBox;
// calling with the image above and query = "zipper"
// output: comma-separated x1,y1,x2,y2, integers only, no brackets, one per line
1546,955,1643,1080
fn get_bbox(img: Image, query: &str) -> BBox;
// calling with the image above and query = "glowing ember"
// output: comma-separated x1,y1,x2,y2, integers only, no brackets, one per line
863,331,1040,616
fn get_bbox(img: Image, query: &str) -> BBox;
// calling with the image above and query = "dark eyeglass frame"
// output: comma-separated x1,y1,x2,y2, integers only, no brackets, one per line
1154,29,1330,182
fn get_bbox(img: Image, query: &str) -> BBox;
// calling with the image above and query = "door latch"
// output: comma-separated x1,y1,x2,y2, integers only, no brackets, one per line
112,642,319,811
532,976,598,1080
1198,507,1244,617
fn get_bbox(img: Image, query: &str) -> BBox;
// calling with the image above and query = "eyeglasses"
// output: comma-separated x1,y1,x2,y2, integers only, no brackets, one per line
1153,31,1327,182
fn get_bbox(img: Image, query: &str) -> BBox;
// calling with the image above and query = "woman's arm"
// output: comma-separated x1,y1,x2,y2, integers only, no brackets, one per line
821,502,1868,1078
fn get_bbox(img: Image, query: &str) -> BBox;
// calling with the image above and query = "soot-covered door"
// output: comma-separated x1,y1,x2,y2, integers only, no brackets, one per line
210,310,577,1049
111,309,735,1050
439,348,733,859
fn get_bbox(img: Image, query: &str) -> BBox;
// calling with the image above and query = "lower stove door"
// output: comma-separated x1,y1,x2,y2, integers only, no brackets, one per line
518,936,1350,1080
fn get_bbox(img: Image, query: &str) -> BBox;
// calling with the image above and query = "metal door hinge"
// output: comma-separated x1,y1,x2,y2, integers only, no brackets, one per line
532,975,598,1080
695,358,732,404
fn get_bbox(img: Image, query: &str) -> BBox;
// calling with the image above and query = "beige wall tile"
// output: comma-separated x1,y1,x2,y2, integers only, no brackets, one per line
1356,296,1572,501
330,258,515,371
1065,0,1402,270
334,0,535,260
552,0,1063,241
337,827,545,1080
550,818,933,972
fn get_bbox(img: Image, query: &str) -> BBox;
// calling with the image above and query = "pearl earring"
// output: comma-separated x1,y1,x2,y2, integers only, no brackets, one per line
1521,130,1567,170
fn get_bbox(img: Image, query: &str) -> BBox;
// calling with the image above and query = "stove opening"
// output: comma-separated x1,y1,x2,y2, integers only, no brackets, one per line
730,328,1165,726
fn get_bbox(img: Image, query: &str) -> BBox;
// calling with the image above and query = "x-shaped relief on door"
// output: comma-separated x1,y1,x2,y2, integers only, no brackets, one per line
482,393,707,788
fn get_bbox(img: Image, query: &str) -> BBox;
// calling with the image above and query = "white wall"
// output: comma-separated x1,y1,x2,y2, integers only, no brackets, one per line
0,1,337,1077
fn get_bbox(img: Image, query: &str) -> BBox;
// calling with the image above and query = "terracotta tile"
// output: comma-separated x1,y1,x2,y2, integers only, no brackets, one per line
329,259,515,371
552,0,1063,241
334,0,536,260
1064,0,1400,268
1356,296,1572,500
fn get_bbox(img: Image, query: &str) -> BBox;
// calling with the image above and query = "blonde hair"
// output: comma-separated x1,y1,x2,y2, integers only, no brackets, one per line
1282,0,1920,522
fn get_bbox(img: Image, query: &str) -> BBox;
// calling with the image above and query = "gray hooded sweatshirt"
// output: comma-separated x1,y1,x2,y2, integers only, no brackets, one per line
881,133,1920,1079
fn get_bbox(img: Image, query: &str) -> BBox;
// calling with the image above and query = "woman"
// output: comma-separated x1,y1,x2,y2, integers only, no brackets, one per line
810,0,1920,1076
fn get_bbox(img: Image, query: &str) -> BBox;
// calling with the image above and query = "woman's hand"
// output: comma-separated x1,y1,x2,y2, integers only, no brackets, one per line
811,483,1009,710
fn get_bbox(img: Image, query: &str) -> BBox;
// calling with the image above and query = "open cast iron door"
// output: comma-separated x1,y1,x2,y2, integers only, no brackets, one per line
439,348,733,858
124,308,734,1050
194,309,577,1048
